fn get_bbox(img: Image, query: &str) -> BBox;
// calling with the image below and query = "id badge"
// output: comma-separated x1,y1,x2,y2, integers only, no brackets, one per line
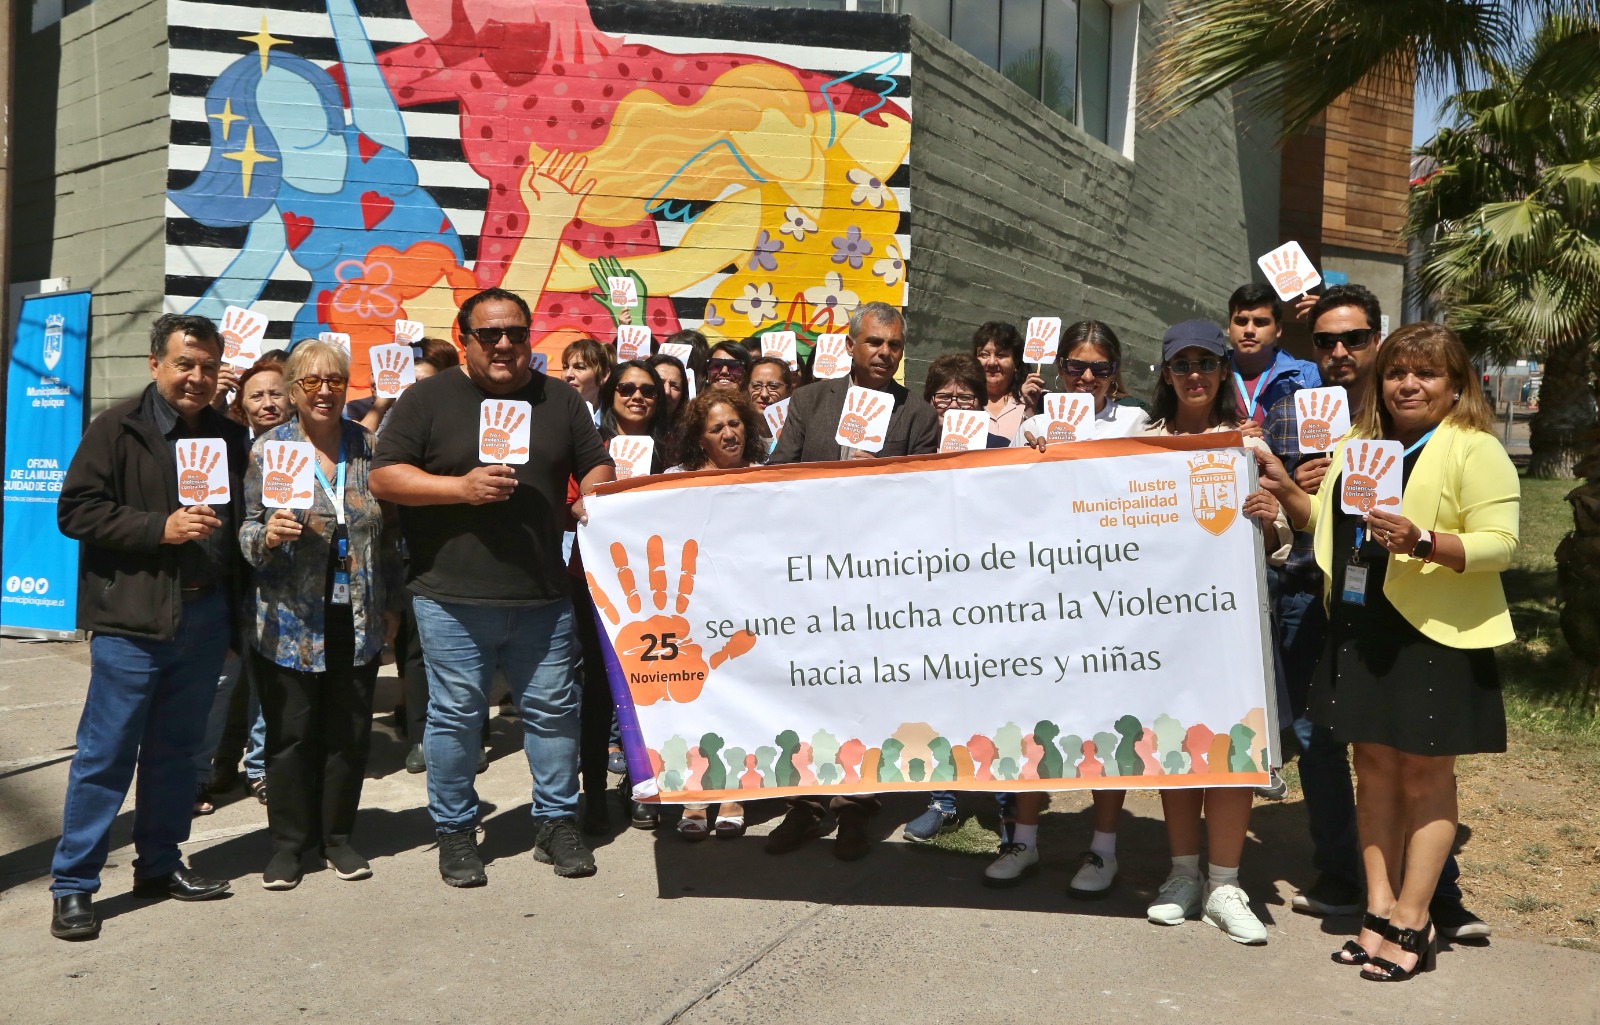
1341,563,1368,606
332,571,351,605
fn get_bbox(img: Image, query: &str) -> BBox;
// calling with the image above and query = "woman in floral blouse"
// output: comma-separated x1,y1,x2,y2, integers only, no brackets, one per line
240,340,402,891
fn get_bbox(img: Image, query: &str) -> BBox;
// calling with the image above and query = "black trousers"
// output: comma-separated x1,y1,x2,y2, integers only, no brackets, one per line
394,597,429,744
571,586,616,798
255,602,378,855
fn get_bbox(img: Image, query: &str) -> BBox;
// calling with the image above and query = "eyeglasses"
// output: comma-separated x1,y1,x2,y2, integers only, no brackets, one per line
1166,357,1223,375
929,391,980,410
466,325,530,346
615,381,659,399
749,380,788,394
1061,359,1118,379
707,359,746,378
1312,328,1375,351
296,375,348,395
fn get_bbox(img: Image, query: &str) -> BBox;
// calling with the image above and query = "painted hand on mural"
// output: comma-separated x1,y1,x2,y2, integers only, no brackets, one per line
519,148,597,265
588,255,650,328
587,535,756,706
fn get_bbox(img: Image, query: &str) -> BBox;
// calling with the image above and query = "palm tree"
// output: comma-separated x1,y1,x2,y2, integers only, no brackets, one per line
1406,14,1600,478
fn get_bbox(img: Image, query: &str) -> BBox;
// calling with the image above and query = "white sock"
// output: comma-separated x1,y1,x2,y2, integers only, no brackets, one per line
1170,854,1202,880
1208,863,1240,889
1011,823,1039,850
1090,830,1117,859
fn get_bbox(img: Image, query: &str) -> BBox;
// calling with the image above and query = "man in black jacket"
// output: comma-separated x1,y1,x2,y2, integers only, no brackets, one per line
48,314,249,940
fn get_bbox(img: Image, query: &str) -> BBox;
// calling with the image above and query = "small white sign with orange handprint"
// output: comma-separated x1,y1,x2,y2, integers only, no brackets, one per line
1256,241,1322,302
479,399,532,465
616,324,652,362
813,333,851,380
1295,386,1351,453
175,439,230,506
259,441,315,510
764,397,790,441
369,343,417,399
607,275,639,310
609,435,655,480
1339,440,1402,516
761,330,799,370
939,410,987,452
658,342,693,367
1024,317,1061,364
393,319,425,345
220,306,267,368
834,386,893,454
318,332,352,354
1041,392,1096,444
586,535,756,705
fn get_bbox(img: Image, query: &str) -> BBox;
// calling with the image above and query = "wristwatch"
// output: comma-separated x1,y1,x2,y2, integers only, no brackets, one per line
1411,530,1435,561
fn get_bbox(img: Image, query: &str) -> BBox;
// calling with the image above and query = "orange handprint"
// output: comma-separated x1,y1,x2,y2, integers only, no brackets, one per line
393,319,424,344
764,401,788,441
837,391,888,446
814,351,839,377
1297,391,1344,450
586,535,756,706
1262,250,1305,297
220,307,264,361
260,445,311,506
610,437,653,480
1046,403,1090,443
176,441,227,503
1024,318,1060,363
1341,441,1399,513
479,401,528,461
372,346,411,396
939,412,986,452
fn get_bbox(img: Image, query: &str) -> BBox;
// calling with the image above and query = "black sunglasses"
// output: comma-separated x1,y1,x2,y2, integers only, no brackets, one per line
707,358,746,377
616,381,658,399
1061,359,1118,379
1167,356,1224,375
1312,328,1375,351
466,325,530,346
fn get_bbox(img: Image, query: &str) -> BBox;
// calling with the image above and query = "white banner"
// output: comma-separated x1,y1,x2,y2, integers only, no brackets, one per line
579,435,1278,803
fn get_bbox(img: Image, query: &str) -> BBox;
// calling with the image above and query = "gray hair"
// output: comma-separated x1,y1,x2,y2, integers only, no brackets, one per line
848,301,905,338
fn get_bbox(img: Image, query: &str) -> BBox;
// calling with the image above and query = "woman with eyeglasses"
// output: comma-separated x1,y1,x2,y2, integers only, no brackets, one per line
562,337,614,420
922,354,1003,449
599,360,672,469
240,340,402,890
747,356,794,415
707,340,753,394
973,322,1047,446
646,352,692,420
1014,320,1150,450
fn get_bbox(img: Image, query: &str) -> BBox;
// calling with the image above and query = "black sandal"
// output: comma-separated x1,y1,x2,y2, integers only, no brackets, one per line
1331,911,1388,966
248,778,268,805
1361,918,1437,982
193,783,215,817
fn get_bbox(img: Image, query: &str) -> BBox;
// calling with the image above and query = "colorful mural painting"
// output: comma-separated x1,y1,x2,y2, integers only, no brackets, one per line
164,0,912,388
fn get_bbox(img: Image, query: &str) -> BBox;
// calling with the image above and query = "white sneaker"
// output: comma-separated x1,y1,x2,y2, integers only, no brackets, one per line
1202,883,1269,944
1067,851,1117,899
1147,873,1203,925
983,842,1039,888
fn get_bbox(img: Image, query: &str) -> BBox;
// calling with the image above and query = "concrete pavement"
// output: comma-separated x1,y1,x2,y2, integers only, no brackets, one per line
1,638,1594,1025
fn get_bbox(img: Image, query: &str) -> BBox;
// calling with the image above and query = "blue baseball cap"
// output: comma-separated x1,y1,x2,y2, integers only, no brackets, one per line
1161,320,1229,362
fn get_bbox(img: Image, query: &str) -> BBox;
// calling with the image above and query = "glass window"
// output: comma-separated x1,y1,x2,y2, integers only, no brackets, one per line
999,0,1045,98
952,0,1000,69
900,0,951,33
1078,0,1112,141
1041,0,1078,120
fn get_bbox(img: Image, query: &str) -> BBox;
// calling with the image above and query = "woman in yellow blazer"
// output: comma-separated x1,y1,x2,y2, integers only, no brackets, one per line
1261,322,1518,983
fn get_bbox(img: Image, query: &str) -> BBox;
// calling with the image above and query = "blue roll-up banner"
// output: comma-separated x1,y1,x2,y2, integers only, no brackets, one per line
2,290,91,637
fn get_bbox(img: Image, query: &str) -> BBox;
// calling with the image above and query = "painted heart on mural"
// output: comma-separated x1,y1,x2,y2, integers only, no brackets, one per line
280,211,313,250
360,191,394,231
356,133,381,163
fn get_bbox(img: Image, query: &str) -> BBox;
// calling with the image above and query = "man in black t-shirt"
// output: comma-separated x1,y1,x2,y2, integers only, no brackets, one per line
372,288,613,886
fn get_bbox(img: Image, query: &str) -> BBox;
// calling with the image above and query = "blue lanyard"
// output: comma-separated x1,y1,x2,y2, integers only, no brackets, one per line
1402,427,1437,458
1233,368,1270,419
312,444,347,561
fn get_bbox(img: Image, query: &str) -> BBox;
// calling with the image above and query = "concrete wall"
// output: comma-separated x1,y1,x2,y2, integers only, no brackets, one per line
1322,244,1406,335
905,2,1265,395
10,0,169,411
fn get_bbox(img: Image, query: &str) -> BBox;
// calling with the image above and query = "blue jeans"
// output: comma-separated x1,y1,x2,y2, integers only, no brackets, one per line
412,596,580,832
51,593,231,896
194,651,266,782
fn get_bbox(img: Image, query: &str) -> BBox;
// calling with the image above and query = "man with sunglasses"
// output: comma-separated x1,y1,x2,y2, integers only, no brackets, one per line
371,288,614,887
1261,285,1490,941
1227,283,1320,428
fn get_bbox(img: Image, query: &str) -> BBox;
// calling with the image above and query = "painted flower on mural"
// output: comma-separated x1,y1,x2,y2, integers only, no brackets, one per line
331,258,402,320
778,206,818,241
731,282,780,326
871,243,906,287
830,227,873,270
702,301,726,328
804,272,860,325
847,167,891,209
747,229,784,272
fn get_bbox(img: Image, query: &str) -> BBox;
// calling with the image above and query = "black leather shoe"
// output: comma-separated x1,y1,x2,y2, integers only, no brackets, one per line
130,866,231,902
50,893,100,940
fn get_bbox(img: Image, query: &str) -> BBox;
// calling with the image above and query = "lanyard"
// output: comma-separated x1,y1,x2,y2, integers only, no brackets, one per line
311,443,346,526
1233,368,1270,419
1403,427,1437,458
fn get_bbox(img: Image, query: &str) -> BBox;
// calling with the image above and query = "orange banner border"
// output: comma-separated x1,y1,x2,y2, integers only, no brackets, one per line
644,771,1273,804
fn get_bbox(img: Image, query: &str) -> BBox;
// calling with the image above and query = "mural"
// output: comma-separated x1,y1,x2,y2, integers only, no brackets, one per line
165,0,912,386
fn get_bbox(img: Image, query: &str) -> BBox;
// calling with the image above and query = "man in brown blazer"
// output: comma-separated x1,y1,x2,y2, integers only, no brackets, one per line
769,301,939,465
764,301,937,860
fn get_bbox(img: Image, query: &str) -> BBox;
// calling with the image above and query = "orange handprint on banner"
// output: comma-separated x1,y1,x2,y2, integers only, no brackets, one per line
586,536,756,706
1341,442,1399,513
1297,391,1344,450
1046,403,1091,443
261,445,311,506
177,442,227,503
372,347,410,396
1262,251,1305,297
1023,319,1059,363
764,402,788,440
837,391,887,446
939,412,986,452
220,308,264,361
611,437,652,480
479,402,528,461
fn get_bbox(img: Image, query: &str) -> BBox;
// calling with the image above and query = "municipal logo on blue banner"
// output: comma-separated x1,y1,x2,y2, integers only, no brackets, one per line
43,313,64,372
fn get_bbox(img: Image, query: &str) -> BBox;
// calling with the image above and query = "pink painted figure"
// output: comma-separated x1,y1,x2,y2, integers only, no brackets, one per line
741,753,763,789
966,734,998,781
794,742,817,786
1020,733,1045,781
837,738,866,784
1076,740,1104,778
686,746,710,791
1135,728,1163,775
1183,724,1216,772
